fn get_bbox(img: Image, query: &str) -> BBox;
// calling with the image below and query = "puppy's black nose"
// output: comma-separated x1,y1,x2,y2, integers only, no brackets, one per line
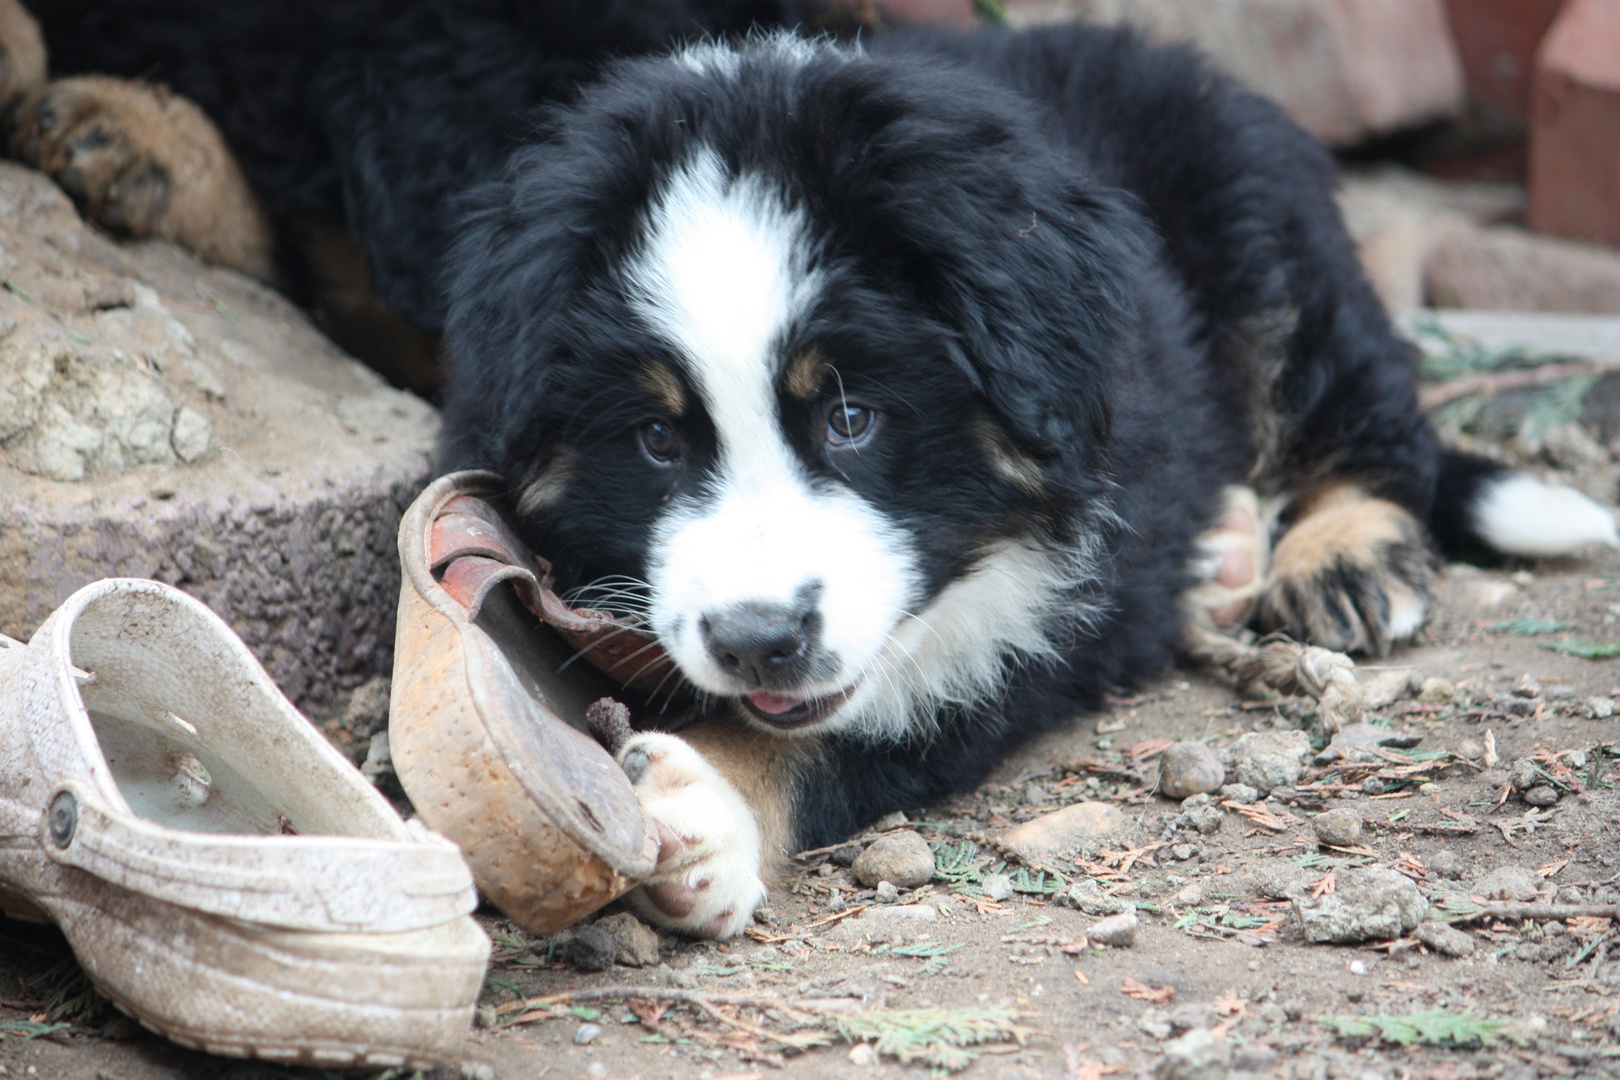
699,600,821,688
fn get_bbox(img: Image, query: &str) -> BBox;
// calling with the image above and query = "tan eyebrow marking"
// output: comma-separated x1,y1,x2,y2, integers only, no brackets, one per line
784,347,835,400
516,446,578,516
974,416,1045,496
638,361,687,416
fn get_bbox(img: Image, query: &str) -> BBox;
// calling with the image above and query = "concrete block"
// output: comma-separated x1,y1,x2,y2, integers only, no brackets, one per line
0,162,439,714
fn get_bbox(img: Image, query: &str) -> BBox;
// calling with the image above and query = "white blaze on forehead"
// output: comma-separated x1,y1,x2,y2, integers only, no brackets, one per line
627,147,920,704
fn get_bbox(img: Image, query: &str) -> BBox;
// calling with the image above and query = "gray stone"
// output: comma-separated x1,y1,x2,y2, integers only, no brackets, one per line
0,162,438,715
1311,807,1364,848
594,912,661,967
1586,696,1615,720
1217,783,1261,805
1187,805,1226,835
1508,758,1541,792
1167,1003,1216,1033
1224,730,1312,795
1233,1043,1278,1071
1415,921,1477,958
981,873,1013,902
1058,877,1129,916
1473,866,1541,902
1153,1026,1231,1080
1087,908,1139,948
1158,741,1226,799
852,830,935,889
1248,865,1309,900
874,881,901,904
1428,850,1464,880
1523,785,1560,807
573,1023,601,1045
1291,867,1428,943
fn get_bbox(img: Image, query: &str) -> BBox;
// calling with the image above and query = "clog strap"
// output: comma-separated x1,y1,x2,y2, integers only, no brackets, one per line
39,781,477,932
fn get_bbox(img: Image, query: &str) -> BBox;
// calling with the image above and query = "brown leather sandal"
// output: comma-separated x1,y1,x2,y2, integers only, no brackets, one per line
390,470,664,934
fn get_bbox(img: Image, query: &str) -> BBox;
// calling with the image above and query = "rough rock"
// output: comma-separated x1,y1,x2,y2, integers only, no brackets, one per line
1248,865,1311,900
1058,877,1130,916
1586,695,1616,719
1224,730,1312,795
1167,1003,1217,1034
1006,0,1465,146
874,881,901,904
573,1023,601,1045
829,904,937,945
1000,800,1125,863
1358,668,1418,709
1291,867,1428,943
1216,783,1260,805
1426,226,1620,313
852,830,936,889
1416,921,1478,958
1154,1027,1231,1080
1509,757,1543,792
1187,804,1226,835
1311,807,1365,847
1419,677,1457,704
0,162,438,713
1158,741,1227,799
1087,909,1139,948
1428,850,1466,880
560,925,618,972
594,912,661,967
1474,865,1543,901
1529,0,1620,247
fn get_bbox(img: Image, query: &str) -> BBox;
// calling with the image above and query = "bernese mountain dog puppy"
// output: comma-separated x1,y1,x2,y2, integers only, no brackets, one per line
7,3,1616,938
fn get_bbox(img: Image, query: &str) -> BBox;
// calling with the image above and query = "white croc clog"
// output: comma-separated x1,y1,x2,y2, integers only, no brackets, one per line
0,578,490,1068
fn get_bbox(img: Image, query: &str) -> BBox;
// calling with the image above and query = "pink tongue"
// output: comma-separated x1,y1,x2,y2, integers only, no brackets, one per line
747,691,805,716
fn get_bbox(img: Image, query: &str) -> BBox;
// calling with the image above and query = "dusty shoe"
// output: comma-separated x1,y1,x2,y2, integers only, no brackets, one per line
391,470,657,935
0,578,489,1068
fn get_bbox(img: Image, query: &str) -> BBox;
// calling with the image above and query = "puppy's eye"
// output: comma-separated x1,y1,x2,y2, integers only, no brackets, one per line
639,419,680,464
827,404,877,447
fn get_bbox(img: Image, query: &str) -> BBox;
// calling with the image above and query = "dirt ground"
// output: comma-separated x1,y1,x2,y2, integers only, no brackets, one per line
5,490,1620,1080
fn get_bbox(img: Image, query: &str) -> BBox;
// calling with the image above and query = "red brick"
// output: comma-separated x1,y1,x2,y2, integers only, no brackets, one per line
1444,0,1567,120
1005,0,1466,146
1529,0,1620,246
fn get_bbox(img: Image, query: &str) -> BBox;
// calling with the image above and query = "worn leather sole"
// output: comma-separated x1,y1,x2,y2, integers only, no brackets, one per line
391,470,658,934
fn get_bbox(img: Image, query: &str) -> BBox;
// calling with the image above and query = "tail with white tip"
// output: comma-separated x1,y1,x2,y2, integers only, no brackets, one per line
1430,449,1619,559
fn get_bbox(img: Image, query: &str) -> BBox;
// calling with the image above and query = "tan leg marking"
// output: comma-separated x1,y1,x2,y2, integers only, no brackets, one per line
12,75,273,281
1257,483,1436,656
0,0,45,115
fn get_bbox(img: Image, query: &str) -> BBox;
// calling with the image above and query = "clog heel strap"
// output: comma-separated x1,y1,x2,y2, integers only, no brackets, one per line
37,780,474,932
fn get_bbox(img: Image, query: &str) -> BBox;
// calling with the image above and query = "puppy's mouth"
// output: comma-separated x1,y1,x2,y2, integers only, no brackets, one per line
740,684,859,730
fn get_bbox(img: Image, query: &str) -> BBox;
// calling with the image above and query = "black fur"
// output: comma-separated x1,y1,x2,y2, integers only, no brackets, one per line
23,8,1516,852
24,0,791,324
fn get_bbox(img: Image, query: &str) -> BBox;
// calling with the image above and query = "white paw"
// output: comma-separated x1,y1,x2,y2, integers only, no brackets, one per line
616,732,766,939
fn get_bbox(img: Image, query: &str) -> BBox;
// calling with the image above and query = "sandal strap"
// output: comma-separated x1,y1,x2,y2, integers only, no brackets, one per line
41,781,476,932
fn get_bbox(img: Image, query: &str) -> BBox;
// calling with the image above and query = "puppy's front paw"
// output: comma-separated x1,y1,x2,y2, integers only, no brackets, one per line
10,76,273,281
618,732,766,939
1257,485,1436,656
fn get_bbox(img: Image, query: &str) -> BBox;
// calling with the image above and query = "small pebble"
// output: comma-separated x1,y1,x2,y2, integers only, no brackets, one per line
1585,696,1615,720
1418,782,1440,796
1523,785,1560,807
1311,807,1363,847
1171,843,1198,861
1349,960,1367,976
1217,783,1261,805
874,881,901,904
1158,741,1226,799
873,810,909,830
853,830,935,888
474,1005,497,1028
1428,850,1464,880
848,1043,877,1066
1415,921,1477,958
982,873,1013,901
1088,908,1139,948
1511,677,1541,699
1417,677,1455,704
574,1023,602,1045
